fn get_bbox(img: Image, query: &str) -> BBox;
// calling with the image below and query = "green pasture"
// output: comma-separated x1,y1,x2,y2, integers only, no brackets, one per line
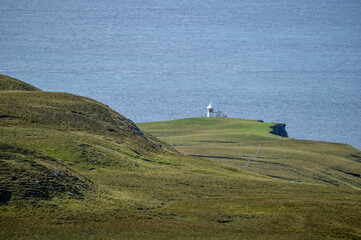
139,118,361,189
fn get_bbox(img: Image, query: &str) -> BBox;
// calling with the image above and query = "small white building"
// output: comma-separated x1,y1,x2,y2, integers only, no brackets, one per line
206,104,226,118
207,104,215,117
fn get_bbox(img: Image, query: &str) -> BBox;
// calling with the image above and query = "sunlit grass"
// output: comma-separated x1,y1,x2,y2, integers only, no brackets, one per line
1,77,361,239
139,118,361,189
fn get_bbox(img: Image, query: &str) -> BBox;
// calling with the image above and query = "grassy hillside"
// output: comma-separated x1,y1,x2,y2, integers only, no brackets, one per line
1,77,361,239
0,80,177,205
139,118,361,189
0,74,41,91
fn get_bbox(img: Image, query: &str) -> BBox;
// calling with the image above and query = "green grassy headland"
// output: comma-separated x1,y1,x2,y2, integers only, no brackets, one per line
139,117,361,189
1,74,361,239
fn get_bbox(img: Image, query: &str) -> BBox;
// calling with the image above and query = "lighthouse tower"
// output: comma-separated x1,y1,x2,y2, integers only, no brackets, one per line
207,104,215,117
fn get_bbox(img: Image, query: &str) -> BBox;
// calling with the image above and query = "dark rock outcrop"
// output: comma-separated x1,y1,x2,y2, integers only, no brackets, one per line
0,190,11,205
270,123,288,137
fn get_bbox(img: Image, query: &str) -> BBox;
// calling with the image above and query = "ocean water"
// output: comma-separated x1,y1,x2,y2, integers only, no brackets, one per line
1,0,361,150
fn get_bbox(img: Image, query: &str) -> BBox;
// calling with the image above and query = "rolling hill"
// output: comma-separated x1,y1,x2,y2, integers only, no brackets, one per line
1,74,361,239
139,118,361,189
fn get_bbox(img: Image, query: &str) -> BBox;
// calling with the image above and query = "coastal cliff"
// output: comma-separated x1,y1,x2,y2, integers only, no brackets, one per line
270,123,288,137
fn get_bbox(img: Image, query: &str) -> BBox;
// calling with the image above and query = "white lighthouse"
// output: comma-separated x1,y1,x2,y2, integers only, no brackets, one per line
207,103,215,117
206,104,226,118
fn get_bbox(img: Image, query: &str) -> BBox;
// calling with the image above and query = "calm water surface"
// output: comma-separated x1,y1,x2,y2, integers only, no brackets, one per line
1,0,361,150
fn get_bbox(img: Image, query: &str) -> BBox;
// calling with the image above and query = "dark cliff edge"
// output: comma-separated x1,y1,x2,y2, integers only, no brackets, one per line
270,123,288,137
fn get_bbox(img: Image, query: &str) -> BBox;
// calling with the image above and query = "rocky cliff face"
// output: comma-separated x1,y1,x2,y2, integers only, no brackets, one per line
270,123,288,137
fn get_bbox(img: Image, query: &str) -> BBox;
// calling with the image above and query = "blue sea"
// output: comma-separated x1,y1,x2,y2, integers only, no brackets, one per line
1,0,361,150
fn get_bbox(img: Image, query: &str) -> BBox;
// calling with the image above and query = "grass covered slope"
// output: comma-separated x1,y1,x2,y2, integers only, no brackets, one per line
0,143,93,204
0,74,41,91
1,77,361,239
139,118,361,189
0,85,177,205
